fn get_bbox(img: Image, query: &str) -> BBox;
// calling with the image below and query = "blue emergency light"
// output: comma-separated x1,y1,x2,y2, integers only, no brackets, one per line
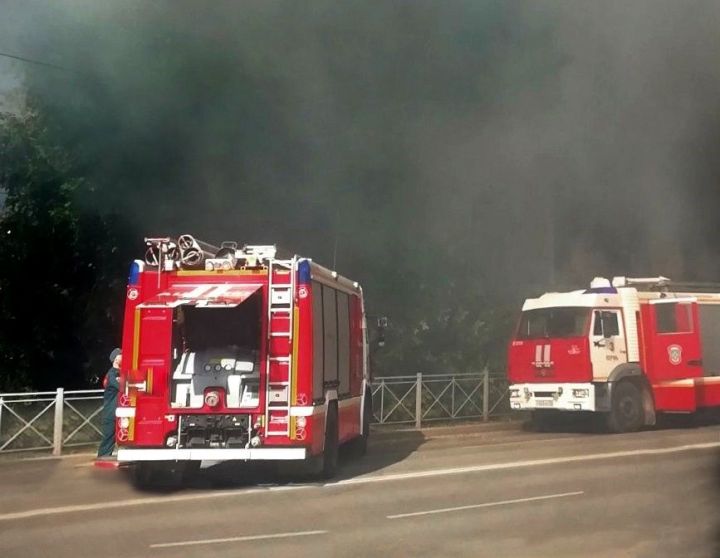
128,260,143,286
298,259,311,285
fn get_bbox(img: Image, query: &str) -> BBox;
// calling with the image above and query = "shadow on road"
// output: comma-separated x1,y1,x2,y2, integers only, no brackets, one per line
121,429,427,493
521,409,720,435
520,412,607,434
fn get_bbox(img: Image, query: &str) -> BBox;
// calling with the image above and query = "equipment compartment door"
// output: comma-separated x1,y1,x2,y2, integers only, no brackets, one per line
647,299,702,382
131,306,173,444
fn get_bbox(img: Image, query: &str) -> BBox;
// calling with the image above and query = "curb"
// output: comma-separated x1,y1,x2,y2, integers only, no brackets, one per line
3,422,526,463
371,420,525,439
0,451,105,465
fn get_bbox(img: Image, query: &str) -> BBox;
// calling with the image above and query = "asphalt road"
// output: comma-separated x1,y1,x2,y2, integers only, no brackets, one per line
1,421,720,558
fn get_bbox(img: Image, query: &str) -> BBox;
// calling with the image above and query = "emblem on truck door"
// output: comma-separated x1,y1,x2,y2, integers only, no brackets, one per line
667,345,682,366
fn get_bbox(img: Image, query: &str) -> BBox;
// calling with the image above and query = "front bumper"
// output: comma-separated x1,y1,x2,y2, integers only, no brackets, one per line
509,382,596,411
117,447,307,462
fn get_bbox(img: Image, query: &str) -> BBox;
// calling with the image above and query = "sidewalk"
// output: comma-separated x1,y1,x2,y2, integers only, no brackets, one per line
0,418,526,465
371,417,524,438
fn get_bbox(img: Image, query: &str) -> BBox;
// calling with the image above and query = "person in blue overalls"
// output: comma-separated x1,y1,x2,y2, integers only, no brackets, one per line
97,348,122,459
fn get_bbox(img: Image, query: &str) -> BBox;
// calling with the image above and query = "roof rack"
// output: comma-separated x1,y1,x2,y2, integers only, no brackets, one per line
650,281,720,293
143,235,295,271
608,276,720,293
610,276,671,288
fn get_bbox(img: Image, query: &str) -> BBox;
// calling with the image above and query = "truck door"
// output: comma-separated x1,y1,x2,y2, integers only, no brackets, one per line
590,309,628,381
648,299,702,382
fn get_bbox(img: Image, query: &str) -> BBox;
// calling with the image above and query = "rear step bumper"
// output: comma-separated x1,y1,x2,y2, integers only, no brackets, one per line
117,447,307,462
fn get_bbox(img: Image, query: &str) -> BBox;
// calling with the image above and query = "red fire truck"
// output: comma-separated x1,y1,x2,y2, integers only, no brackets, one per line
115,235,371,485
508,276,720,432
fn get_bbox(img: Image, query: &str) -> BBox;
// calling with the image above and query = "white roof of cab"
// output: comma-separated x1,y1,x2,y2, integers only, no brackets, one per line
522,290,622,311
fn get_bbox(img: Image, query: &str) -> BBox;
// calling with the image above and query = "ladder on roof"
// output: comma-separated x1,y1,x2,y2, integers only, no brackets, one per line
264,257,296,437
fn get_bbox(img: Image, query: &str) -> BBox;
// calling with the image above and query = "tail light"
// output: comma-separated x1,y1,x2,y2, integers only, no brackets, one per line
116,407,136,442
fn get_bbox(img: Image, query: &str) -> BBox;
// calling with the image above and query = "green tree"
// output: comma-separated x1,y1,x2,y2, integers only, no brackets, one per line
374,277,517,377
0,109,132,391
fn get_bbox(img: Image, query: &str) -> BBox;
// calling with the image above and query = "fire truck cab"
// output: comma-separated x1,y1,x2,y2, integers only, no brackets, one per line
508,276,720,432
115,236,371,486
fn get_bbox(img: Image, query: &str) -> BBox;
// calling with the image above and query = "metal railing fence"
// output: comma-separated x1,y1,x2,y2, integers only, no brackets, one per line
0,371,509,455
371,369,509,427
0,389,104,456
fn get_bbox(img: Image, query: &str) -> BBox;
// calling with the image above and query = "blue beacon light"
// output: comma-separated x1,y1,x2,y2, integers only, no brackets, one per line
298,260,311,284
128,260,143,286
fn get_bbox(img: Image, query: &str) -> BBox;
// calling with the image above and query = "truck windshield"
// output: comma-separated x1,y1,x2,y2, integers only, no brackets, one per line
517,307,590,339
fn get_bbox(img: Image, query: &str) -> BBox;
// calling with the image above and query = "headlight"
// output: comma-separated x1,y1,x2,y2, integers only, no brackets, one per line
572,389,590,398
510,389,520,398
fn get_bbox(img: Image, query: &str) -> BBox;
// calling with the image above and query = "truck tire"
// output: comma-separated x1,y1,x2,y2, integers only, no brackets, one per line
530,410,554,432
321,404,339,479
128,462,155,490
129,461,187,490
347,392,372,457
303,403,339,481
607,381,644,433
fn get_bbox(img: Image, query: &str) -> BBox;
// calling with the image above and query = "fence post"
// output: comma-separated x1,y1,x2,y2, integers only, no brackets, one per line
379,379,385,424
53,388,64,456
415,373,422,429
482,367,489,422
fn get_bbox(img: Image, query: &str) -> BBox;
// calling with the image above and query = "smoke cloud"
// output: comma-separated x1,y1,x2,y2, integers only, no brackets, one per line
2,0,720,311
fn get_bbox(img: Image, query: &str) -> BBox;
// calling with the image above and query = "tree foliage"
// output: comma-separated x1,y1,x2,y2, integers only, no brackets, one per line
374,278,517,376
0,109,133,391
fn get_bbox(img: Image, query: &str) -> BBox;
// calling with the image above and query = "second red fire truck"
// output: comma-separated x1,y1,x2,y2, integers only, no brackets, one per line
508,276,720,432
115,235,371,486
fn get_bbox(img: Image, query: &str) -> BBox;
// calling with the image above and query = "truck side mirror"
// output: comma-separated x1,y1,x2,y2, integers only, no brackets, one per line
376,316,388,348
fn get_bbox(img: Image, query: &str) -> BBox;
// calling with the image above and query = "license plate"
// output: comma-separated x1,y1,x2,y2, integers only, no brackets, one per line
536,399,553,407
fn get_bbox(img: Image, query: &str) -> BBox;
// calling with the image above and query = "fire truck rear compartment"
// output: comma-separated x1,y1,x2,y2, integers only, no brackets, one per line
170,292,263,410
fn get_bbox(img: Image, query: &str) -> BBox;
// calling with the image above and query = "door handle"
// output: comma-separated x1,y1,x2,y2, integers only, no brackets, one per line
687,359,703,367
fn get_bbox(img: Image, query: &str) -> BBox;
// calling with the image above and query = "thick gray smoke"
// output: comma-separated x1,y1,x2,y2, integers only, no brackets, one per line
414,1,720,291
1,0,720,307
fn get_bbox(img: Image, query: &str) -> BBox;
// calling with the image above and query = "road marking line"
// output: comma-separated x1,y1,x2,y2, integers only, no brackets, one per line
372,434,594,454
0,484,308,522
330,441,720,486
1,440,718,522
387,491,584,519
150,530,328,548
